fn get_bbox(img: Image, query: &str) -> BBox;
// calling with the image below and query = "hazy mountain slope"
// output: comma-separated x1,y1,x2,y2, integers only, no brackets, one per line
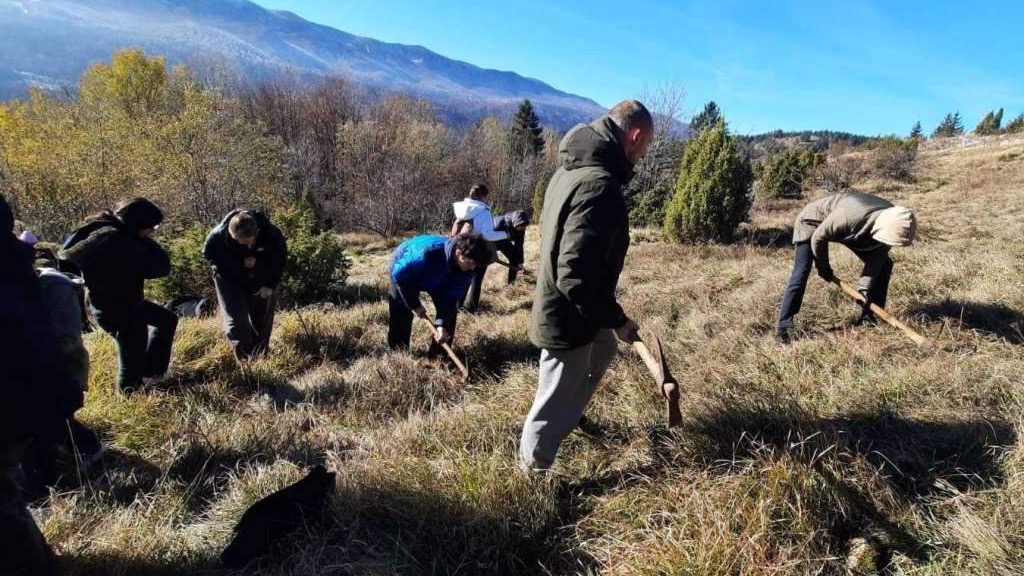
0,0,607,128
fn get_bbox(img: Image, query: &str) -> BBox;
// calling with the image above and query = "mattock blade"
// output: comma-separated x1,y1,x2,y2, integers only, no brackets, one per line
652,336,683,427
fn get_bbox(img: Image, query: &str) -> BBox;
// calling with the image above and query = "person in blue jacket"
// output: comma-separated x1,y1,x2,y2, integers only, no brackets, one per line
388,232,492,354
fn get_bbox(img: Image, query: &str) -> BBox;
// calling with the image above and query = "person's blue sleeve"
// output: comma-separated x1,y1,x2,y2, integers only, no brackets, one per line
392,250,425,311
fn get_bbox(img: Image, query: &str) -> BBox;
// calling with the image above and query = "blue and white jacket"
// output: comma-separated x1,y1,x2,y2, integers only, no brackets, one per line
389,235,473,328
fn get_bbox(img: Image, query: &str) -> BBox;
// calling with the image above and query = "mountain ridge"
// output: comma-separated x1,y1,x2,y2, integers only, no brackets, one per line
0,0,608,129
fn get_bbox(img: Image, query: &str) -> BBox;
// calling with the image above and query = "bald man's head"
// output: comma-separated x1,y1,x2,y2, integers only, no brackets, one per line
608,100,654,165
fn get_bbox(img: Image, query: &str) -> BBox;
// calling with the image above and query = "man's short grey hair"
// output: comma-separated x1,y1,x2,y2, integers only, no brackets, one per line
608,100,654,134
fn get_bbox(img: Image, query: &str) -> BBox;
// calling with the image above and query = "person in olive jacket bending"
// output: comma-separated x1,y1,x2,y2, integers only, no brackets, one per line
776,190,917,343
204,210,287,361
61,198,177,394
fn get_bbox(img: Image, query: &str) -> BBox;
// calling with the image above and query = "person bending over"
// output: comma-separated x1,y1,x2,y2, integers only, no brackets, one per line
387,233,491,356
203,210,287,361
777,190,917,343
61,198,177,394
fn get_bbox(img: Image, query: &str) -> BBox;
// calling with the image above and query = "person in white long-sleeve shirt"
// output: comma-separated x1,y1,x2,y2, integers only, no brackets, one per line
452,184,506,311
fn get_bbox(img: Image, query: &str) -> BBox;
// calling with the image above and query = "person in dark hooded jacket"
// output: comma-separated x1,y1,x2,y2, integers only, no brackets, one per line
0,194,83,575
493,210,529,285
460,208,530,310
60,198,177,394
203,210,287,361
519,101,653,472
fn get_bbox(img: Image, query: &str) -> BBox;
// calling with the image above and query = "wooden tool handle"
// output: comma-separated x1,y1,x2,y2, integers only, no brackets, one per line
632,341,663,381
833,279,927,346
631,338,683,428
419,317,470,379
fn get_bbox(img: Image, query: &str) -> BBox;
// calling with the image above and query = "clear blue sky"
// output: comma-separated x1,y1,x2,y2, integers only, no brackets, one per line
255,0,1023,136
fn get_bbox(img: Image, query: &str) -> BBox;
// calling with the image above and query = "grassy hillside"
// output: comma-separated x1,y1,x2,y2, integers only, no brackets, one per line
46,136,1024,575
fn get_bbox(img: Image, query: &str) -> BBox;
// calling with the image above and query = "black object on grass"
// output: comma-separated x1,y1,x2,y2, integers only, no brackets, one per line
221,465,336,569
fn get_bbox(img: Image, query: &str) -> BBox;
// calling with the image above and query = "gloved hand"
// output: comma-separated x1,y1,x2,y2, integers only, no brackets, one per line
816,264,835,282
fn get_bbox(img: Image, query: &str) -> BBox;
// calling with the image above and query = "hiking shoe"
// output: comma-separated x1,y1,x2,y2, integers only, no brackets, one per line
775,329,792,345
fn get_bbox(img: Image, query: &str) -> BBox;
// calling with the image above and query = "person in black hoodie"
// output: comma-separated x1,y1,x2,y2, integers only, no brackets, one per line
203,210,287,361
1,194,83,575
60,198,177,394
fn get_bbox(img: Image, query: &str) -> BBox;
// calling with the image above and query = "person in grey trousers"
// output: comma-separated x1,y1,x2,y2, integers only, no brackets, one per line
519,100,654,472
203,210,287,361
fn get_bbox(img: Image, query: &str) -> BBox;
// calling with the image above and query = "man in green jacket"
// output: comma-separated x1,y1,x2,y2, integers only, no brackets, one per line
777,190,917,343
519,100,653,471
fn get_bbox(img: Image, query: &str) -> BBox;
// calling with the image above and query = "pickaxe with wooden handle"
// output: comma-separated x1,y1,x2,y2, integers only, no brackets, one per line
629,332,682,427
418,316,470,380
831,278,927,346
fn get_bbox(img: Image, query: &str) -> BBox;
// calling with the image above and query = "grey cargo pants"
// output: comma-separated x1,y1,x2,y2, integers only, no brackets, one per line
519,329,618,471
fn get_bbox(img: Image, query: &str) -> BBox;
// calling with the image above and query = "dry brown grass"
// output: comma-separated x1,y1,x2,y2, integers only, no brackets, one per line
40,136,1024,575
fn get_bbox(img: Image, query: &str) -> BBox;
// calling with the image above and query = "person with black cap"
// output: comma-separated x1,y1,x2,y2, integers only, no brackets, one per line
61,197,178,394
0,194,83,575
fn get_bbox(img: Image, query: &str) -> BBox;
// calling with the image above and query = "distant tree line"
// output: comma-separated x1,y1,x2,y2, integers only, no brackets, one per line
0,49,559,241
927,108,1024,138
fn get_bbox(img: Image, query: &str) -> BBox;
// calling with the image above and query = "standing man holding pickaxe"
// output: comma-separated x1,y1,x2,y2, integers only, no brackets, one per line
519,100,654,472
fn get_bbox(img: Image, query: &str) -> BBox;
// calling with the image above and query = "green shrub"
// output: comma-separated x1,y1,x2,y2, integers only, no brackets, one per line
148,225,214,304
275,202,352,307
663,122,753,243
148,202,351,308
757,148,824,200
629,178,673,227
870,136,918,182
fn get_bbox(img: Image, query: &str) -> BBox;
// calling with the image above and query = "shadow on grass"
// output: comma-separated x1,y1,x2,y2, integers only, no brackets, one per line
554,401,1015,570
908,299,1024,344
323,482,600,576
463,333,538,377
81,449,164,507
683,402,1016,564
335,281,389,307
165,439,323,515
65,455,602,575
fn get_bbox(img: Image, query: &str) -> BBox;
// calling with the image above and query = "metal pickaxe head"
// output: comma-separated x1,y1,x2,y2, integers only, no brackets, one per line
650,336,683,428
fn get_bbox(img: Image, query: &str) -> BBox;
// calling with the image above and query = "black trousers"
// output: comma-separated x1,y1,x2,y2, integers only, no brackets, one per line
777,242,893,330
94,300,178,391
0,441,56,576
214,276,276,361
463,238,522,310
463,265,489,312
388,288,457,357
